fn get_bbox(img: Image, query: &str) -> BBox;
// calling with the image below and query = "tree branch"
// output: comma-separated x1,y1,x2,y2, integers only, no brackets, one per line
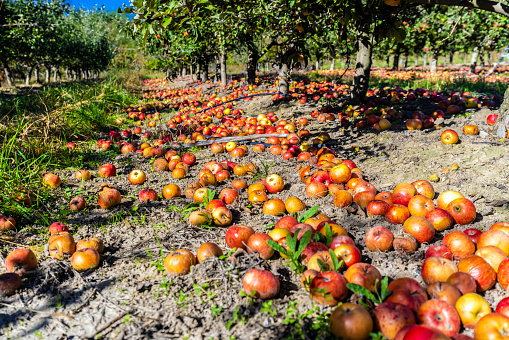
405,0,509,18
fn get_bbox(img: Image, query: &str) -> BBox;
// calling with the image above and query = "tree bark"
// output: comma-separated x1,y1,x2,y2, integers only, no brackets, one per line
45,66,50,83
53,67,58,82
3,63,12,86
352,31,372,101
449,52,454,65
25,66,33,86
487,52,492,66
393,54,400,70
430,52,438,73
423,54,428,68
404,55,408,68
199,56,208,83
470,47,479,73
464,52,467,64
480,52,485,68
415,55,419,67
219,49,227,85
273,62,289,94
495,86,509,138
386,56,390,68
246,36,259,85
330,59,335,71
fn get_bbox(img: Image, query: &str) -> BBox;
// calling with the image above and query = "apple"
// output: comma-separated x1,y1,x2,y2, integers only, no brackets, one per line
76,237,104,254
309,271,348,306
386,278,428,312
263,199,286,216
373,302,416,340
365,226,394,252
455,293,491,329
366,200,390,217
393,234,418,254
474,313,509,340
69,196,86,211
425,208,455,231
153,158,169,171
426,282,462,306
301,242,329,264
333,244,362,268
5,248,38,275
490,222,509,237
225,225,255,250
487,114,498,125
75,170,91,180
49,222,68,235
329,236,355,250
497,258,509,289
268,228,291,243
477,229,509,256
0,216,16,231
42,173,61,188
333,190,353,208
441,129,459,144
71,248,100,272
393,183,417,206
182,153,196,166
211,206,232,226
307,251,336,272
458,255,497,292
246,233,275,260
274,216,299,230
375,192,393,205
329,164,351,184
496,297,509,318
447,272,477,295
329,303,373,339
98,188,122,209
242,269,279,299
403,216,435,243
164,249,196,275
139,189,158,202
98,164,116,178
421,256,458,285
344,263,382,292
417,299,461,337
443,230,476,260
306,182,328,198
285,197,306,214
0,273,21,297
385,205,411,224
196,242,223,263
437,191,464,210
264,174,285,193
426,245,453,260
49,233,76,259
398,325,451,340
408,195,435,217
446,198,476,225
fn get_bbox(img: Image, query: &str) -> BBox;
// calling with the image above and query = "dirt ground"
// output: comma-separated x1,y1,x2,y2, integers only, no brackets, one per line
1,80,509,340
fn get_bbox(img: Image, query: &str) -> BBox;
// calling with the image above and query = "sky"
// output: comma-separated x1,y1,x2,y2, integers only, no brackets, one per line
67,0,130,12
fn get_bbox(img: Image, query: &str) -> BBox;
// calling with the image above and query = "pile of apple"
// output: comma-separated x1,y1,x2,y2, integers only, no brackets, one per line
0,222,105,297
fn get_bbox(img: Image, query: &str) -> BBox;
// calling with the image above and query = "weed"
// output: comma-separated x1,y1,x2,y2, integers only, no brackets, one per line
176,290,190,309
226,306,245,330
267,229,312,274
261,300,277,317
211,305,223,317
347,276,392,309
239,289,257,306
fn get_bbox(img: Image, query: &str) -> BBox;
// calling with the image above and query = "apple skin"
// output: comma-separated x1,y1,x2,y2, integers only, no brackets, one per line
301,242,329,264
49,222,69,235
309,271,348,306
426,282,462,306
333,244,362,268
386,277,428,312
411,180,435,200
246,233,275,260
98,189,121,209
443,230,476,260
69,196,86,211
375,192,393,205
329,303,373,340
473,313,509,340
211,206,233,226
329,236,355,250
128,170,147,185
70,248,100,272
264,174,285,193
366,200,390,217
274,216,299,230
447,272,477,295
225,225,255,250
0,273,22,297
365,226,394,252
329,164,351,184
408,195,435,217
441,129,459,144
399,324,451,340
446,198,476,225
476,246,507,273
437,191,464,210
455,293,492,329
289,224,316,240
463,228,482,243
421,256,458,285
42,173,61,188
139,189,158,202
425,245,453,260
385,205,411,224
403,216,435,244
425,208,455,231
392,183,417,206
496,297,509,318
417,299,461,337
344,263,382,293
457,255,497,292
497,258,509,289
98,164,116,178
477,229,509,256
393,234,418,254
164,249,196,275
373,302,416,340
182,153,196,166
5,248,38,275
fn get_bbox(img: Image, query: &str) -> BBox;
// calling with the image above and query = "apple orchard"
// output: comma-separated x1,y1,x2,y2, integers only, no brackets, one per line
3,0,509,339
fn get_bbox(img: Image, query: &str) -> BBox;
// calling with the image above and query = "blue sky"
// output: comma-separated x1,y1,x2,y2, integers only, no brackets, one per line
68,0,129,12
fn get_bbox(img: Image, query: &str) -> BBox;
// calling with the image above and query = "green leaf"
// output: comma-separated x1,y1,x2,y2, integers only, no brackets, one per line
296,230,312,257
286,231,297,254
347,283,377,302
267,240,286,255
324,223,334,247
298,205,319,223
329,249,343,272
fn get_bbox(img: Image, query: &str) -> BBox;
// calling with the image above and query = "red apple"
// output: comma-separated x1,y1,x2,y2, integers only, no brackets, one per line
5,248,38,275
373,302,416,340
458,255,497,292
386,278,428,312
411,180,435,200
225,225,255,250
98,164,116,178
242,269,279,299
425,208,455,231
421,256,458,285
366,200,390,217
264,174,284,193
393,183,417,206
329,303,373,339
365,226,394,252
443,230,476,260
425,245,453,260
385,205,410,224
246,233,275,260
463,228,482,243
446,198,476,225
417,299,461,337
309,271,348,306
403,216,435,243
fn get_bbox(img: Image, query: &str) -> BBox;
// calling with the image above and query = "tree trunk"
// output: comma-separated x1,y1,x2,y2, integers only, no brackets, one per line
182,67,187,78
3,63,12,86
423,54,428,68
219,49,227,85
415,55,419,67
45,66,50,83
25,66,33,86
480,52,485,68
199,57,208,83
189,64,194,81
430,53,438,73
495,87,509,138
315,60,320,70
470,47,479,73
165,67,172,81
464,52,467,65
65,68,69,81
273,62,289,94
53,68,57,82
404,55,408,68
246,37,258,85
488,52,492,66
386,56,390,68
351,31,372,101
330,59,335,71
449,52,454,65
393,54,400,70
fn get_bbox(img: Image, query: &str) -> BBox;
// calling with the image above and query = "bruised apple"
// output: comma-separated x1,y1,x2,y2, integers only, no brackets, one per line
365,226,394,252
310,271,348,306
5,248,38,275
196,242,223,263
458,255,496,292
71,248,100,271
329,303,373,340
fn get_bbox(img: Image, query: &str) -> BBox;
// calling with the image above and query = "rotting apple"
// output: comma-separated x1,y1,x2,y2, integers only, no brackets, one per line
246,233,275,260
42,173,61,188
225,225,255,250
457,255,496,292
310,271,348,306
386,277,428,312
447,272,477,295
5,248,38,275
76,237,104,254
164,249,196,275
98,189,121,209
426,282,462,306
0,273,21,297
373,302,416,340
365,226,394,252
329,303,373,340
196,242,223,263
71,248,100,272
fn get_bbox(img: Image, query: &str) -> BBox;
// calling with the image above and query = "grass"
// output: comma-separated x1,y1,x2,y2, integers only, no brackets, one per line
0,77,139,223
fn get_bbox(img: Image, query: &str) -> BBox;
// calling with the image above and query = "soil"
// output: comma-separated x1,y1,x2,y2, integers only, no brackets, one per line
1,79,509,339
